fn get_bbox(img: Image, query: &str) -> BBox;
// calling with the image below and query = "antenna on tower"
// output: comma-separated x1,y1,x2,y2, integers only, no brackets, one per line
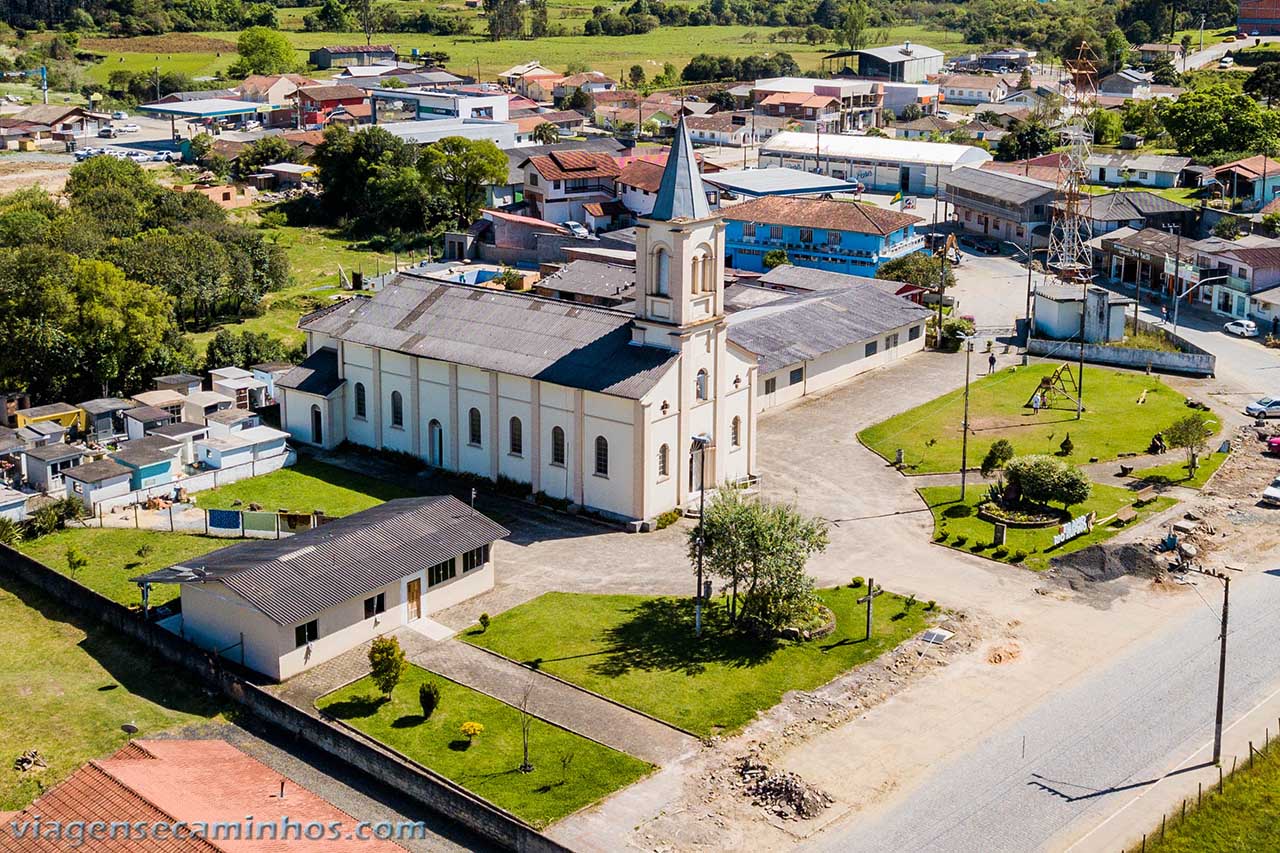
1045,40,1099,286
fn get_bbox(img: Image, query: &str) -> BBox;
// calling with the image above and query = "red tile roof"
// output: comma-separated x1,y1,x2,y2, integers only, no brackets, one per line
617,159,666,193
319,44,395,53
723,196,923,235
296,84,366,103
2,740,405,852
526,150,621,181
1215,154,1280,180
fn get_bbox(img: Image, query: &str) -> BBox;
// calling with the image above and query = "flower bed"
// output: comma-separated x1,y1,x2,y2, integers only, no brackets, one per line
779,604,837,641
976,501,1064,528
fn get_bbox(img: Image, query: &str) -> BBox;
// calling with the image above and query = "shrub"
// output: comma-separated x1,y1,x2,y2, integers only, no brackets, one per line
970,541,987,551
935,531,949,542
992,546,1009,559
904,593,917,609
1059,433,1074,456
368,636,406,697
418,681,440,718
477,612,490,632
953,534,968,545
925,599,937,611
850,576,865,588
981,439,1015,478
460,721,484,742
1012,549,1028,562
654,508,681,530
942,503,973,518
0,517,19,547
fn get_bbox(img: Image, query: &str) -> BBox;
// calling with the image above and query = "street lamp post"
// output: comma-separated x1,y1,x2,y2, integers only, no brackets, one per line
960,337,974,498
692,433,711,637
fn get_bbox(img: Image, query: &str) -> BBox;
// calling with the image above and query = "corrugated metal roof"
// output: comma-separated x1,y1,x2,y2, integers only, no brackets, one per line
299,275,677,400
140,497,509,625
940,165,1057,204
727,282,932,372
763,131,992,169
278,347,344,397
537,260,636,299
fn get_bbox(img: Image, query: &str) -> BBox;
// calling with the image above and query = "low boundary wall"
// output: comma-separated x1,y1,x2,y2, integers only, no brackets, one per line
1028,321,1215,376
0,544,569,853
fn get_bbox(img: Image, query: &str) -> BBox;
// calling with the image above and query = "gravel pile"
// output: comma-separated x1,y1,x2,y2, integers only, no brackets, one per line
735,757,833,820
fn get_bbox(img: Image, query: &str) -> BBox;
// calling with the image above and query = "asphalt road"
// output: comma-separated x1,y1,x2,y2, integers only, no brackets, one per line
804,567,1280,853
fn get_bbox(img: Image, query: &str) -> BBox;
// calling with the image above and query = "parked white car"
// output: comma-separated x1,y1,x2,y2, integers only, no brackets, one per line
563,220,590,239
1225,319,1259,337
1262,475,1280,506
1220,56,1236,68
111,110,129,120
118,123,141,133
150,150,180,162
1245,396,1280,418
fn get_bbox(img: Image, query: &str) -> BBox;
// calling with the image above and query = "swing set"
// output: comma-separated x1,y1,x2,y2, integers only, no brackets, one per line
1025,365,1081,411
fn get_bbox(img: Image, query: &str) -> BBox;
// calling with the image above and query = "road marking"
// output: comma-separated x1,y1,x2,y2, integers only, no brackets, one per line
1065,680,1280,851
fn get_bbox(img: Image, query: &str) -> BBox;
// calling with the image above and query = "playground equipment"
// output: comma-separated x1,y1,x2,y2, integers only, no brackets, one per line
1025,364,1082,410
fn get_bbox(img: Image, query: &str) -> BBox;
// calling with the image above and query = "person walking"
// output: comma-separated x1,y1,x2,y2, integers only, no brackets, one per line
1031,391,1042,416
988,352,997,375
1161,304,1168,324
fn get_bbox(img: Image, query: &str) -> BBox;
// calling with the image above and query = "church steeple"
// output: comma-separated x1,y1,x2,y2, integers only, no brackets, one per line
649,116,711,222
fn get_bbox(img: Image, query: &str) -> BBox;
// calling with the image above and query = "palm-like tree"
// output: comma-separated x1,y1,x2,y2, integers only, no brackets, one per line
531,122,560,144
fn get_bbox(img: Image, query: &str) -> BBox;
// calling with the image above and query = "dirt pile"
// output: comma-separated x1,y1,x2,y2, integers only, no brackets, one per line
1051,542,1169,583
735,757,833,820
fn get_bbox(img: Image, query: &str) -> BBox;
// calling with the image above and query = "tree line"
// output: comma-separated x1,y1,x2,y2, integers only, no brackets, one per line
0,157,290,402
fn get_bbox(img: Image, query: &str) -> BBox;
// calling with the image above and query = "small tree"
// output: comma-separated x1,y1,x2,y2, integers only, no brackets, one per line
368,636,406,697
1058,433,1074,457
1165,413,1215,474
66,544,88,579
518,681,535,773
762,248,789,269
0,517,19,547
1054,464,1092,509
419,681,441,718
628,64,646,88
1214,217,1242,240
980,439,1015,478
530,122,560,144
1005,454,1091,509
478,612,491,632
460,721,484,742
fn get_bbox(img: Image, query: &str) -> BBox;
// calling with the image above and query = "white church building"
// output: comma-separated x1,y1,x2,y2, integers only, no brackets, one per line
278,120,758,524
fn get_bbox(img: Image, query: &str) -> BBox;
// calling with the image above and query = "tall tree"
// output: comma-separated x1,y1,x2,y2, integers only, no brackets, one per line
419,137,509,228
350,0,377,45
1245,63,1280,106
1165,413,1215,473
232,27,298,75
841,0,869,50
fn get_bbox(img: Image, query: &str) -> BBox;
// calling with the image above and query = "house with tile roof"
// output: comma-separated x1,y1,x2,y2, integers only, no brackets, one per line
278,120,759,524
521,149,622,226
720,195,925,275
3,738,408,849
936,73,1010,105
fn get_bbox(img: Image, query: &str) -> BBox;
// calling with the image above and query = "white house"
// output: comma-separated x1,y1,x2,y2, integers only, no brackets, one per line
63,457,133,510
23,443,84,492
136,496,509,681
280,119,759,524
521,149,621,225
937,74,1009,105
1033,284,1132,341
1086,153,1191,189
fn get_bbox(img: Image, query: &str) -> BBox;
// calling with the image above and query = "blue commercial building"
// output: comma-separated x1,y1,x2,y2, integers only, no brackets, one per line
722,195,926,275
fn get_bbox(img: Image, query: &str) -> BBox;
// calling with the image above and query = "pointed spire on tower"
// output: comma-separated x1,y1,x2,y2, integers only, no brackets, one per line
649,115,711,222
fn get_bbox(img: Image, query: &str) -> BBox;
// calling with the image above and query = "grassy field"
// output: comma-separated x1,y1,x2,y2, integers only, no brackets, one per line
0,572,223,810
17,528,224,607
194,457,414,516
318,666,651,827
919,483,1177,572
1135,741,1280,852
464,587,930,738
186,223,393,352
67,25,980,80
858,363,1208,474
1134,450,1229,489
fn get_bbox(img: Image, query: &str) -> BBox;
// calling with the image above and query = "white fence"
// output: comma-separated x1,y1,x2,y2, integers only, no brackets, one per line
92,450,295,513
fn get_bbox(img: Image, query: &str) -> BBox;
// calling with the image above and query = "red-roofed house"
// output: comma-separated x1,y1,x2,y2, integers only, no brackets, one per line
521,149,622,225
291,84,367,126
512,109,586,143
2,739,405,851
553,71,618,101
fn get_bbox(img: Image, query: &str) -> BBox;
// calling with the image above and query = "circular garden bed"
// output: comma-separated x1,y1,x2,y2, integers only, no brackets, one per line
976,501,1065,529
779,605,837,642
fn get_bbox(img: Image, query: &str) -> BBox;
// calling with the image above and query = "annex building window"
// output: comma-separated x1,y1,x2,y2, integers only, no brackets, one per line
468,408,482,446
354,383,367,419
428,558,456,587
462,545,490,572
594,435,609,477
363,593,385,619
294,620,318,648
551,426,566,465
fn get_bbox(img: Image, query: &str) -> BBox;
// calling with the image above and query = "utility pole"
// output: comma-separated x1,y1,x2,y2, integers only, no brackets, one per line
1187,566,1230,766
1165,222,1182,328
1076,289,1086,420
1022,224,1035,344
961,337,974,497
857,578,883,641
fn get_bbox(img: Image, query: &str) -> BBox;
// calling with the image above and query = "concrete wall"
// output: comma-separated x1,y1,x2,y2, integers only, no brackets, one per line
0,544,568,853
1027,327,1215,376
94,452,294,513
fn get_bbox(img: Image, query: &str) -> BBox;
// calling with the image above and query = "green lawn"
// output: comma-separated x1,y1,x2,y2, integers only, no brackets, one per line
189,24,978,78
0,572,223,810
463,587,931,738
919,483,1177,572
194,457,413,517
1137,742,1280,853
84,50,237,84
858,363,1208,474
17,528,224,608
317,666,651,827
1134,451,1229,489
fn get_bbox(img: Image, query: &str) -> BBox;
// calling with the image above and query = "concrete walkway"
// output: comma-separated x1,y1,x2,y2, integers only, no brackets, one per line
268,628,698,768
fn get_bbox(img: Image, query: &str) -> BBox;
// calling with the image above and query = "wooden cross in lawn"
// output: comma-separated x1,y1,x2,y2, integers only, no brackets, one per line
858,577,883,641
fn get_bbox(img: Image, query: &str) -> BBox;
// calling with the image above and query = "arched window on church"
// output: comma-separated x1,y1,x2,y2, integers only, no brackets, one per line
731,416,741,447
654,247,670,296
697,244,716,293
657,443,669,478
695,369,709,401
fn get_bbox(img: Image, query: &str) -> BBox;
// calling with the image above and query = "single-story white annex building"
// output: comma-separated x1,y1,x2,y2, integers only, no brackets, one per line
135,496,509,681
725,270,933,412
758,131,992,196
64,457,133,510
